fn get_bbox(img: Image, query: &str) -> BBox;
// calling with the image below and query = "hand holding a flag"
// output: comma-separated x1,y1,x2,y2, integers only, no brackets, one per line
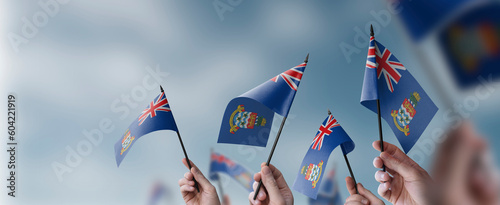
345,177,385,205
249,163,293,205
372,141,432,205
179,159,221,205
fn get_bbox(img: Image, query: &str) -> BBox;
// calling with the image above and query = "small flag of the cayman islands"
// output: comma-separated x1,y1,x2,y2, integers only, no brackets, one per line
293,114,355,199
217,61,307,146
114,91,178,167
360,36,438,153
209,152,255,192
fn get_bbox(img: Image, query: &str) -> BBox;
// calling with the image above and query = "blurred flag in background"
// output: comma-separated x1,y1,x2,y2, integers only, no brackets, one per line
148,182,169,205
394,0,500,89
438,3,500,88
395,0,475,42
209,152,255,192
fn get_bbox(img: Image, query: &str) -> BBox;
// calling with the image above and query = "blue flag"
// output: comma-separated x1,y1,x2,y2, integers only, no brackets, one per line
217,61,307,147
360,36,438,153
293,114,355,199
114,91,178,167
309,170,343,205
209,152,255,192
394,0,472,42
438,4,500,88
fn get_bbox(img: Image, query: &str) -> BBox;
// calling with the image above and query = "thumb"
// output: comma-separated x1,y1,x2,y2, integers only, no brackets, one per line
380,151,422,180
261,166,283,201
358,183,382,203
345,176,357,195
190,165,212,188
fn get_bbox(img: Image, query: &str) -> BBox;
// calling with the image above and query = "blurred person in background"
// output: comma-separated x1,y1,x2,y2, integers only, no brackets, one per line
431,121,500,205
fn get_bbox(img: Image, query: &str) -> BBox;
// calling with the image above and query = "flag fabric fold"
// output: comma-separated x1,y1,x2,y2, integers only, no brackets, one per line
293,114,355,199
209,152,255,192
114,92,178,167
360,36,438,153
217,61,307,147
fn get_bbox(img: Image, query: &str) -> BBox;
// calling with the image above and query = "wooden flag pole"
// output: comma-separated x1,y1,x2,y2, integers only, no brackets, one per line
371,25,386,172
253,53,309,200
160,86,199,192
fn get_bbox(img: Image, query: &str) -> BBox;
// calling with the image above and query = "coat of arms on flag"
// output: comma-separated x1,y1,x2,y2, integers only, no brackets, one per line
120,129,135,155
218,56,308,147
229,105,267,134
293,112,355,199
391,92,421,136
300,161,324,189
360,33,438,153
114,89,179,167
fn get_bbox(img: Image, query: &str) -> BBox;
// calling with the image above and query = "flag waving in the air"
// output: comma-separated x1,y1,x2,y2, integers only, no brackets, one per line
114,90,178,167
360,34,438,153
293,113,355,199
217,56,308,147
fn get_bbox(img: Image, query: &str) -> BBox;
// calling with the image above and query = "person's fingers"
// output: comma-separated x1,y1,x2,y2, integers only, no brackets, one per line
253,172,261,182
374,170,392,183
372,141,424,178
253,181,259,191
248,192,262,205
183,158,213,189
377,182,392,200
345,176,357,195
373,156,384,168
251,178,267,201
345,202,366,205
184,172,194,180
178,176,195,187
223,194,231,205
266,164,289,190
379,152,423,180
260,166,284,203
256,186,267,201
373,157,398,177
190,166,213,189
182,158,195,170
180,184,195,193
345,194,369,205
358,183,383,204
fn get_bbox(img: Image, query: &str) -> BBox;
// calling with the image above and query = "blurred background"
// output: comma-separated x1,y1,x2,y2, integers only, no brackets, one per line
1,0,499,204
